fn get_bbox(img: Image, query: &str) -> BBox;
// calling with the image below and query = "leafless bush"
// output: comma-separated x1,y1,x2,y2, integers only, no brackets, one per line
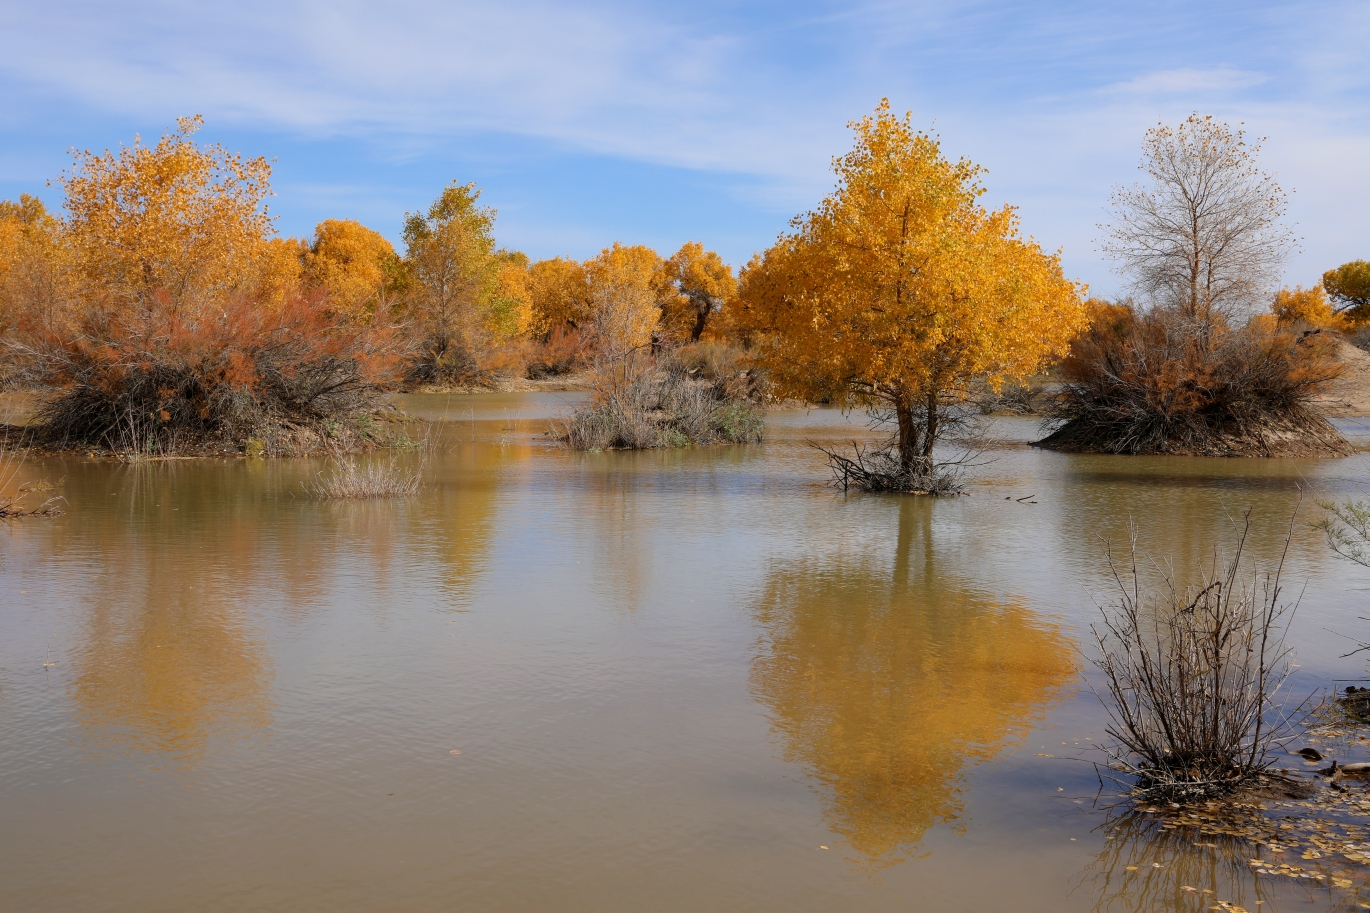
1347,325,1370,354
1090,514,1298,803
815,441,968,495
307,458,421,500
815,403,982,495
972,379,1038,415
1316,498,1370,568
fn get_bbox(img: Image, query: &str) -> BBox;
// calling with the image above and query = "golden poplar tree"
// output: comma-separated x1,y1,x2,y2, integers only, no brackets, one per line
526,256,594,336
583,242,662,365
60,115,274,311
304,219,403,319
402,182,500,382
660,241,735,342
750,101,1088,472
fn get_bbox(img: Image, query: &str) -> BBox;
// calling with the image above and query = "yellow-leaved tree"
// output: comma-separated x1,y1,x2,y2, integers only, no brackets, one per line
0,194,69,335
402,181,500,383
526,257,593,336
304,219,403,319
488,250,533,341
584,242,663,367
660,242,735,342
747,101,1088,478
1271,284,1344,330
60,115,274,312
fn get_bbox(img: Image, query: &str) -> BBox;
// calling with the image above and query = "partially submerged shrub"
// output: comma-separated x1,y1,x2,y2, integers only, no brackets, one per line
816,441,966,495
1090,516,1296,803
307,458,421,499
814,403,981,495
18,291,400,455
561,352,764,450
1040,303,1350,457
0,444,63,518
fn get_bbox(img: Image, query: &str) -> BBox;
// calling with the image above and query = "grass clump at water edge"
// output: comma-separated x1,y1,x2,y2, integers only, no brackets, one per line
0,438,63,518
307,458,422,500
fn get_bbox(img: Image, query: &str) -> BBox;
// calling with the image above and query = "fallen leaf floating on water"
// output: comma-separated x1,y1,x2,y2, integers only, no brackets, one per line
819,846,829,850
449,750,461,755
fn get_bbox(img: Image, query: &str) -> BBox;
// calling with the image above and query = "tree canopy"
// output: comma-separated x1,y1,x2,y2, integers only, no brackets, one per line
1323,260,1370,321
745,100,1087,471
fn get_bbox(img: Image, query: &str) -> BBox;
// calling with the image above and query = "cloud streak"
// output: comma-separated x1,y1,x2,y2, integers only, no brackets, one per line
0,0,1366,289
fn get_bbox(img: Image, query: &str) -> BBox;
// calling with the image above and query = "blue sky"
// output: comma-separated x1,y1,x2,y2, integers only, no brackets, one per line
0,0,1366,297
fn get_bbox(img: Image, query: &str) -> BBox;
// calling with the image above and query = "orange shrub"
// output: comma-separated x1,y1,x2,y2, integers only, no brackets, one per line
1045,303,1345,455
24,290,401,453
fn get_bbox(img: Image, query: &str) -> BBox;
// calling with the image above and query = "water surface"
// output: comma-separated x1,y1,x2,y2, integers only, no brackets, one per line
2,401,1369,911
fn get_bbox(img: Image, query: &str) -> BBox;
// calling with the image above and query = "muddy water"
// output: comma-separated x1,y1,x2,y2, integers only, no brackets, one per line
1,399,1369,912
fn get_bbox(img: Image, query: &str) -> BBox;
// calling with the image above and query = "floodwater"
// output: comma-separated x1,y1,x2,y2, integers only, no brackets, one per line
2,395,1369,912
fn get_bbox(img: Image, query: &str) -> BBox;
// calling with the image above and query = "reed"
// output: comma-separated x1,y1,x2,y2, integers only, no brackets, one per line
307,459,421,500
0,441,63,518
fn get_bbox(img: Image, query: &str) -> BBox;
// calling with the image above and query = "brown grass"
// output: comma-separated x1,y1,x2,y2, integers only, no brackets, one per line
0,443,63,518
306,458,422,500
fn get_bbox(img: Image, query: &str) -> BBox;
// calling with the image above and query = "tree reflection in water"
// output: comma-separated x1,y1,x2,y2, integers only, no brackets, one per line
64,464,272,763
749,500,1075,866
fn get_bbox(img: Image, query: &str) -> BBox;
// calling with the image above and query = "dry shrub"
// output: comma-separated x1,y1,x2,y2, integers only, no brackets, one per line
406,335,486,387
1316,497,1370,568
971,378,1037,415
481,337,532,380
1090,516,1297,803
0,443,63,518
561,351,764,450
814,404,980,495
307,458,421,499
526,325,592,379
817,441,967,495
1041,303,1350,456
15,291,401,455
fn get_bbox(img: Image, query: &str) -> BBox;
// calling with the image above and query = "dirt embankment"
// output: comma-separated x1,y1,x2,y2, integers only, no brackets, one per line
1313,339,1370,418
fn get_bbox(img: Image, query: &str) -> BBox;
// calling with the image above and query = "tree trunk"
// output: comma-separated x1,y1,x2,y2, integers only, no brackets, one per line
894,389,938,475
690,302,708,342
922,390,938,463
894,394,920,472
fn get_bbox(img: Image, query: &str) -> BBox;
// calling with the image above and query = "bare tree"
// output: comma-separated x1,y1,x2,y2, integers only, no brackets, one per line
1101,114,1297,325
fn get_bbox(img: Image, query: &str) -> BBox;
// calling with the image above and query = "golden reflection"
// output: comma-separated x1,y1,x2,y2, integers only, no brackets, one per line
65,463,273,762
750,501,1075,864
422,441,516,608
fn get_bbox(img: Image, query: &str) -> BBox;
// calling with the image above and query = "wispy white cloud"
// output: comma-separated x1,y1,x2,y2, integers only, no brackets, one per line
1104,68,1267,96
0,0,1366,289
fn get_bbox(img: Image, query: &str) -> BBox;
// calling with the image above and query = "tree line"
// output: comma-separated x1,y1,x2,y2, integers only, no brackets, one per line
0,108,1365,465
